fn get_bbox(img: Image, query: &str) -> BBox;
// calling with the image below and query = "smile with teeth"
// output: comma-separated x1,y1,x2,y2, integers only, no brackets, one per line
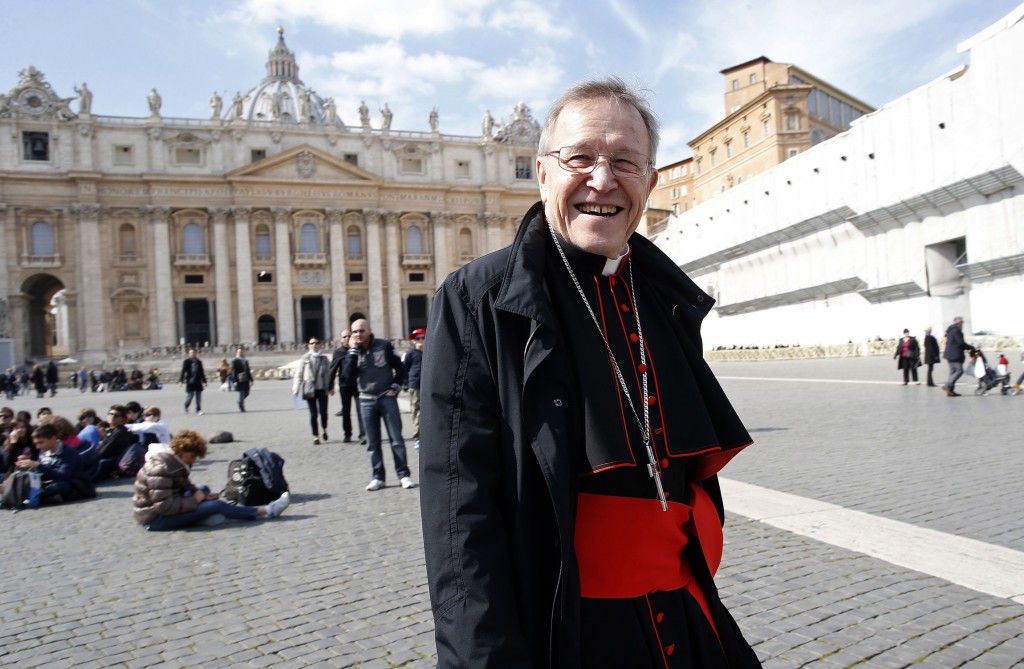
576,203,622,216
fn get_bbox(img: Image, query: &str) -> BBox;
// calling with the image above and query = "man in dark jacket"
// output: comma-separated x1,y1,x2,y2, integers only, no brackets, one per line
923,326,941,387
94,405,138,480
942,316,975,396
329,330,363,443
14,422,95,504
230,347,253,412
403,328,424,450
420,78,760,669
340,319,411,491
178,349,207,414
45,360,59,397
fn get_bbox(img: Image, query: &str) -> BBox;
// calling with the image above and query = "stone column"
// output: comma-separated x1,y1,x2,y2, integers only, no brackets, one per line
485,213,507,255
148,206,176,347
211,208,233,345
294,296,302,342
322,292,332,343
327,209,349,338
176,298,185,345
273,207,296,345
0,205,11,341
233,207,256,345
431,211,451,290
383,212,404,338
71,203,106,358
364,209,384,331
207,300,217,347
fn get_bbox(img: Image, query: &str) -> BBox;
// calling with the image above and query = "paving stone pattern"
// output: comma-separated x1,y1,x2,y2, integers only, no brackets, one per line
0,358,1021,667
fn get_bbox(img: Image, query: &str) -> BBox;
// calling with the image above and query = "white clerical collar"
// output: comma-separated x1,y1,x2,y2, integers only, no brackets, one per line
601,246,630,276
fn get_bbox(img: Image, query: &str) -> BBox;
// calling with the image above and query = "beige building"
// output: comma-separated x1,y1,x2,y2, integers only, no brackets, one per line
644,157,694,237
0,31,543,363
689,57,875,205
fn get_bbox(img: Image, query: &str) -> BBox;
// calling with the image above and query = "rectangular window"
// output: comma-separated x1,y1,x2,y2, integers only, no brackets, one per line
726,144,733,159
401,157,424,174
409,272,425,282
673,203,680,215
256,271,273,283
670,187,679,198
515,156,533,180
343,153,359,166
184,274,204,284
22,131,49,161
455,160,471,178
788,148,799,158
349,272,364,282
786,114,799,131
113,145,134,165
749,73,757,84
255,232,271,258
763,120,771,137
710,153,717,168
175,147,202,165
251,149,267,162
731,79,739,91
679,185,687,196
743,131,750,148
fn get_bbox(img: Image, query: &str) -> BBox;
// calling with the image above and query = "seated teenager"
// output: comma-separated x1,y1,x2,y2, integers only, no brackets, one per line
94,405,138,481
13,423,96,505
125,406,172,447
76,408,101,448
2,418,36,475
133,429,290,531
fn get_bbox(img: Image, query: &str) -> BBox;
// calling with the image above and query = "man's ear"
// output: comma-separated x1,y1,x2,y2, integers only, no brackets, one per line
645,167,659,198
536,156,548,203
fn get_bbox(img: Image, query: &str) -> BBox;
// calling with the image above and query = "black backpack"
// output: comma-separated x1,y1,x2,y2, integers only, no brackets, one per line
221,448,288,506
1,470,37,510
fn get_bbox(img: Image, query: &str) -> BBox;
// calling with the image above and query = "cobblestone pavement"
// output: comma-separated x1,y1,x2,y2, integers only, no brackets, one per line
1,355,1021,668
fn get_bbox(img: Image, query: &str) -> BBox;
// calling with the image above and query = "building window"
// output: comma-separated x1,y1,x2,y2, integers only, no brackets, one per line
459,228,473,256
673,203,680,215
763,120,771,137
299,223,320,254
184,274,204,284
710,152,717,168
731,79,739,91
113,145,134,165
726,143,733,159
123,305,142,337
349,272,364,282
786,114,799,131
31,221,54,256
343,153,359,166
406,226,423,254
175,147,202,165
679,185,687,196
455,160,471,178
119,224,137,256
788,148,800,158
410,272,425,282
255,224,271,258
182,223,205,254
696,160,702,175
347,226,362,256
750,73,757,84
251,149,267,162
401,157,424,174
670,187,679,198
22,132,49,161
515,156,533,180
256,271,273,283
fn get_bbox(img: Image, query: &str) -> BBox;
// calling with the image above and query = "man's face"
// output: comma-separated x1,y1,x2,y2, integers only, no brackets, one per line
413,336,424,350
188,349,197,358
537,98,658,259
33,434,58,452
107,411,125,427
340,330,351,347
236,348,244,358
349,320,371,348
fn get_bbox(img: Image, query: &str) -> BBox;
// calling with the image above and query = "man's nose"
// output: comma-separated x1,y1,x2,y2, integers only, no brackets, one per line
586,158,619,189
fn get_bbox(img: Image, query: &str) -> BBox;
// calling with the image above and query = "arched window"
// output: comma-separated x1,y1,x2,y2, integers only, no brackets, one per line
347,226,362,256
300,223,320,253
406,225,423,254
31,221,54,256
123,305,141,336
459,228,473,256
182,223,205,254
119,224,137,256
255,224,271,258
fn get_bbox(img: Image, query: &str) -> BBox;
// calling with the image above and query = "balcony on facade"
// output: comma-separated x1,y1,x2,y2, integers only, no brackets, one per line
174,253,211,268
401,253,434,268
293,252,327,267
20,254,63,268
113,254,146,267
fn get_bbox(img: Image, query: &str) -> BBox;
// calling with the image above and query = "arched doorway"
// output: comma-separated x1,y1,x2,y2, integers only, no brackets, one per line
258,315,277,345
299,296,324,343
21,274,66,359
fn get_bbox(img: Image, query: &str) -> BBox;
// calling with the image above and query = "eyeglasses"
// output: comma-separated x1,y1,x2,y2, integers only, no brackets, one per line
544,146,652,178
351,329,366,333
308,341,320,346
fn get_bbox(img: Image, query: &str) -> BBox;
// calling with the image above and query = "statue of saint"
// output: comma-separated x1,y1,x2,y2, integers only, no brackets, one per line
380,103,392,131
269,93,281,120
210,91,223,119
231,91,244,119
429,107,439,132
147,88,162,116
482,110,494,138
359,100,370,128
323,97,337,124
75,83,92,114
298,90,311,122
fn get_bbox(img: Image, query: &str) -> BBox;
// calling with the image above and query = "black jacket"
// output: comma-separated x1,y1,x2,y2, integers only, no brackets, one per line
420,203,749,669
178,358,207,391
943,324,973,362
923,333,940,364
894,336,921,369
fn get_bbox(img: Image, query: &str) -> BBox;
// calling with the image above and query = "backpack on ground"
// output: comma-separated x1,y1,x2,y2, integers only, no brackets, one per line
118,440,147,478
221,448,288,506
1,470,41,510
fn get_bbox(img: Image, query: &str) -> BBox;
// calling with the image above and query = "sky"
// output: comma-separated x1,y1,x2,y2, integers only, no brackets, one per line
1,0,1020,164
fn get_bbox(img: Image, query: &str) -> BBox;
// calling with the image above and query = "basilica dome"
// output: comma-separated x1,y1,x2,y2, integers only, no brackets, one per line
229,28,341,127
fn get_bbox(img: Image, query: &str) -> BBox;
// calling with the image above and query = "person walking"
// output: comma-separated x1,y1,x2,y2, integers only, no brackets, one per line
178,349,207,414
942,316,975,397
292,338,333,444
340,319,412,491
230,347,253,412
893,328,921,385
922,326,940,387
45,360,59,397
403,328,425,450
329,331,363,444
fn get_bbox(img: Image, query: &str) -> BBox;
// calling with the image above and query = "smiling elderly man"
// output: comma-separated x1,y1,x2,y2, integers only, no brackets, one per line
420,77,761,668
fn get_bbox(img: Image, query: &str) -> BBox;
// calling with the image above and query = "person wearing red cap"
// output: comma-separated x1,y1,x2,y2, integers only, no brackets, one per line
404,328,425,450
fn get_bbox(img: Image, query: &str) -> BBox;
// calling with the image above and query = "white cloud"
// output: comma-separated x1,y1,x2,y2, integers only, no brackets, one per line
468,51,564,106
605,0,650,42
489,0,571,38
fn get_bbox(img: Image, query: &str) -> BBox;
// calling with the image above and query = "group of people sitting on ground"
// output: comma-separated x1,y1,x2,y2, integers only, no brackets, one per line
0,400,288,529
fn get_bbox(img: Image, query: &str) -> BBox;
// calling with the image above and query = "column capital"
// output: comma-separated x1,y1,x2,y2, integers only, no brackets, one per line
363,209,384,224
210,207,230,222
384,211,400,225
325,208,346,225
71,203,101,221
430,211,451,226
146,205,171,223
231,206,252,219
272,207,291,224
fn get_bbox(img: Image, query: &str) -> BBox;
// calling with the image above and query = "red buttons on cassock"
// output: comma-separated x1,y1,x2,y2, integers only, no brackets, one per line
638,363,647,373
656,613,665,623
666,644,675,656
620,304,630,312
629,333,639,343
648,396,657,405
654,427,664,435
660,458,669,470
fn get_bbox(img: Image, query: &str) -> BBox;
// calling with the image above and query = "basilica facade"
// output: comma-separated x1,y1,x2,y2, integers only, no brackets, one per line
0,30,541,363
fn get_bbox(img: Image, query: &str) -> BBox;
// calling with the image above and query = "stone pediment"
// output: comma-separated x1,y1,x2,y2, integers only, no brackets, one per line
226,144,380,183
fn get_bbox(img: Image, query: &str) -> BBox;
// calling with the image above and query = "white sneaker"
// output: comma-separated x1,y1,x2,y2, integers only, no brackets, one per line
400,477,415,489
265,492,291,518
366,479,385,491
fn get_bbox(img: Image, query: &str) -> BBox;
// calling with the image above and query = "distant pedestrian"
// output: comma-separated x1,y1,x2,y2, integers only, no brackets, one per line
329,331,363,444
45,360,59,397
78,367,89,393
942,316,975,397
292,338,333,444
230,347,253,412
178,349,207,414
922,327,940,387
893,328,920,385
403,328,425,450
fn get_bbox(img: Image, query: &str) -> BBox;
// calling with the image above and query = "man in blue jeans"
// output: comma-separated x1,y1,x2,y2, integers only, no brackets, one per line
341,318,413,491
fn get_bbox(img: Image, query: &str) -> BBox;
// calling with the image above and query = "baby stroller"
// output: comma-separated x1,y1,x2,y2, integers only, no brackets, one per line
973,354,1010,395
